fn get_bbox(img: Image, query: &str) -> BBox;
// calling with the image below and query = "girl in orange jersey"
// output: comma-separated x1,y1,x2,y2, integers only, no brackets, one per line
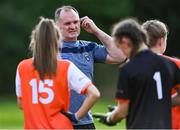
142,20,180,129
15,17,100,129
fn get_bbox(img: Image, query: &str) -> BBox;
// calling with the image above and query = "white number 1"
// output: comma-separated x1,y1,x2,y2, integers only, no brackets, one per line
29,79,54,104
153,72,163,100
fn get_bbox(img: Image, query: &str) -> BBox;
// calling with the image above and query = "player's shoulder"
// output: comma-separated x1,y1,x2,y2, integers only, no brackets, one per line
143,50,175,65
119,60,135,75
57,59,80,75
17,58,33,73
57,59,78,70
122,55,141,69
121,50,157,71
162,55,180,68
156,54,180,72
18,58,32,68
57,59,72,65
158,54,176,64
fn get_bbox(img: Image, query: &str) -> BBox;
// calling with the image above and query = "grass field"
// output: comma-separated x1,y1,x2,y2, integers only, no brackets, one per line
0,97,126,129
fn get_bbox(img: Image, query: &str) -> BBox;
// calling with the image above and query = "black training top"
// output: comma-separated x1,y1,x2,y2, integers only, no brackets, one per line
115,50,180,129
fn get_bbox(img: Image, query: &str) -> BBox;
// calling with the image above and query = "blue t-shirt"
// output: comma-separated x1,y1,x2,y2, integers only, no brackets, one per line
60,40,107,125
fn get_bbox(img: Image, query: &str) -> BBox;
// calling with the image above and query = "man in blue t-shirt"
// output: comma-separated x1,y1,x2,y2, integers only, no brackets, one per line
55,5,126,129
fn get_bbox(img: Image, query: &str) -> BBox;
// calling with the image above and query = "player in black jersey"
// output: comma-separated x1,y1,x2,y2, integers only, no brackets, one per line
93,18,180,129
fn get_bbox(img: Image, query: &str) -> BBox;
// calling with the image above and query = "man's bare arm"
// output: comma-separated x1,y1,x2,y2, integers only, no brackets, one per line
80,16,127,64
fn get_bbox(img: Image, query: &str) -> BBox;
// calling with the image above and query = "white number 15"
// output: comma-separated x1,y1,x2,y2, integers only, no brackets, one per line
29,79,54,104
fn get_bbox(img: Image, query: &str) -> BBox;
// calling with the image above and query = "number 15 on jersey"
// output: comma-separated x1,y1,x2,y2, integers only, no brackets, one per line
29,79,54,104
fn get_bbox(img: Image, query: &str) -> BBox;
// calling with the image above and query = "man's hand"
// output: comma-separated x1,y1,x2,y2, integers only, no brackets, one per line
61,111,79,123
80,16,99,34
92,113,116,126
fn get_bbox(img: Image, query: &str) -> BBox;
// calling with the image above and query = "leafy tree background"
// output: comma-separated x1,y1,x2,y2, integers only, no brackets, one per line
0,0,179,99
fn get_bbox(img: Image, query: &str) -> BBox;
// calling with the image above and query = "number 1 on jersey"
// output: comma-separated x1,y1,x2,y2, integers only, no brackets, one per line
153,72,163,100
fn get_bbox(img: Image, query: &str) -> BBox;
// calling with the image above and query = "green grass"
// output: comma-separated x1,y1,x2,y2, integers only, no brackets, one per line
0,97,125,129
92,99,126,129
0,97,23,128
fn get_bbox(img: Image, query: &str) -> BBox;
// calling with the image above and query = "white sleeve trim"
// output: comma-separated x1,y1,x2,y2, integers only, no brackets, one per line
15,68,21,97
67,62,91,94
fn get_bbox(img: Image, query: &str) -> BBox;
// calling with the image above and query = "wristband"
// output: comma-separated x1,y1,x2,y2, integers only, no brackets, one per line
74,113,79,121
121,57,128,64
106,115,112,123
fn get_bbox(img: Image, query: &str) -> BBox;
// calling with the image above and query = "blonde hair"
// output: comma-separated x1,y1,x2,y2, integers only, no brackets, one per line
29,17,61,80
142,20,168,48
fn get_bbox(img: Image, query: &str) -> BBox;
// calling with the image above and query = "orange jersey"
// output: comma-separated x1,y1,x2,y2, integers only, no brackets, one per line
163,55,180,129
163,55,180,69
15,58,92,129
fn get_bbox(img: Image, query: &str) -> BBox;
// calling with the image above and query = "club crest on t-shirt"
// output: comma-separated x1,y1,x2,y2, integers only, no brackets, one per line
84,52,90,61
